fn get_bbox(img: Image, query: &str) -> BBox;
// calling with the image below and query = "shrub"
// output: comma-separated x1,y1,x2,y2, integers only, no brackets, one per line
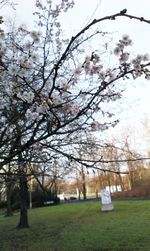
31,187,60,207
0,201,7,209
113,182,150,199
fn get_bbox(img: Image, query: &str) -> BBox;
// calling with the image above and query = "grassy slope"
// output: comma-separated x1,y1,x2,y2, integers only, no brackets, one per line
0,201,150,251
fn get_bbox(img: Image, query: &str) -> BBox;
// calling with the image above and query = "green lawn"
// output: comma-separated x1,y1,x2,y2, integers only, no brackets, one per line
0,200,150,251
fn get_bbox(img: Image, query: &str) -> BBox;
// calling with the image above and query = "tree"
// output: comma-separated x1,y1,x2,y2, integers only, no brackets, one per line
0,0,150,228
122,137,145,189
0,0,15,8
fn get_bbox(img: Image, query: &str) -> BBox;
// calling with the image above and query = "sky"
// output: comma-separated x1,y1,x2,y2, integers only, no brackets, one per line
2,0,150,154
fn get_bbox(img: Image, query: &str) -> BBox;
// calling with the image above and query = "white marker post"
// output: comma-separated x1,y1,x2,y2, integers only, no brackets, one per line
101,189,114,212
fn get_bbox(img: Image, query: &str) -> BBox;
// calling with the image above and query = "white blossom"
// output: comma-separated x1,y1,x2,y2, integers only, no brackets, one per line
30,52,39,62
99,71,106,80
145,72,150,80
69,104,80,116
17,91,34,104
143,53,150,61
24,41,32,50
25,109,39,121
51,95,62,105
36,104,48,114
121,35,132,46
84,60,91,74
119,52,129,63
30,31,42,43
60,82,69,91
18,120,24,126
74,66,82,76
1,116,6,123
33,142,42,151
9,65,19,76
90,52,101,64
113,46,121,56
0,43,6,56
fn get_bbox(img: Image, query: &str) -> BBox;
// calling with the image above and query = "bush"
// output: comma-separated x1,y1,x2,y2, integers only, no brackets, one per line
31,187,60,207
11,201,20,211
0,201,7,209
113,182,150,199
1,186,60,211
11,186,20,210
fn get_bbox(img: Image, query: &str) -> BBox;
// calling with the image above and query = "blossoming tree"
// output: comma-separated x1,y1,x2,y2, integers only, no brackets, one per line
0,0,150,227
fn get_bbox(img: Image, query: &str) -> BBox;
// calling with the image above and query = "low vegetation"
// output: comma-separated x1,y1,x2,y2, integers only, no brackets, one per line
1,200,150,251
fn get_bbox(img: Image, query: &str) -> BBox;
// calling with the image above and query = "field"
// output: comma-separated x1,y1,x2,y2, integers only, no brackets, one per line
0,200,150,251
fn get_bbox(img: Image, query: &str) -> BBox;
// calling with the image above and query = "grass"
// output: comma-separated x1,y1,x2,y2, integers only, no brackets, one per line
0,200,150,251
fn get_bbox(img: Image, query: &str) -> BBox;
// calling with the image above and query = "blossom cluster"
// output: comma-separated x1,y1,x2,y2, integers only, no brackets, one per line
113,35,132,63
113,35,150,79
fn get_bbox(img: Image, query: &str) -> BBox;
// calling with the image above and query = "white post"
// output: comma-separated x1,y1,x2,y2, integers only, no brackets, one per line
29,190,32,209
29,176,33,209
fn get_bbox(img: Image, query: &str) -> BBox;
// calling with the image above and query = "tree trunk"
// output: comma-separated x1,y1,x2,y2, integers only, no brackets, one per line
95,189,98,199
82,183,86,200
81,167,87,200
5,167,13,217
76,187,81,200
17,164,29,228
128,169,134,189
5,175,13,217
118,173,125,191
78,189,81,200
